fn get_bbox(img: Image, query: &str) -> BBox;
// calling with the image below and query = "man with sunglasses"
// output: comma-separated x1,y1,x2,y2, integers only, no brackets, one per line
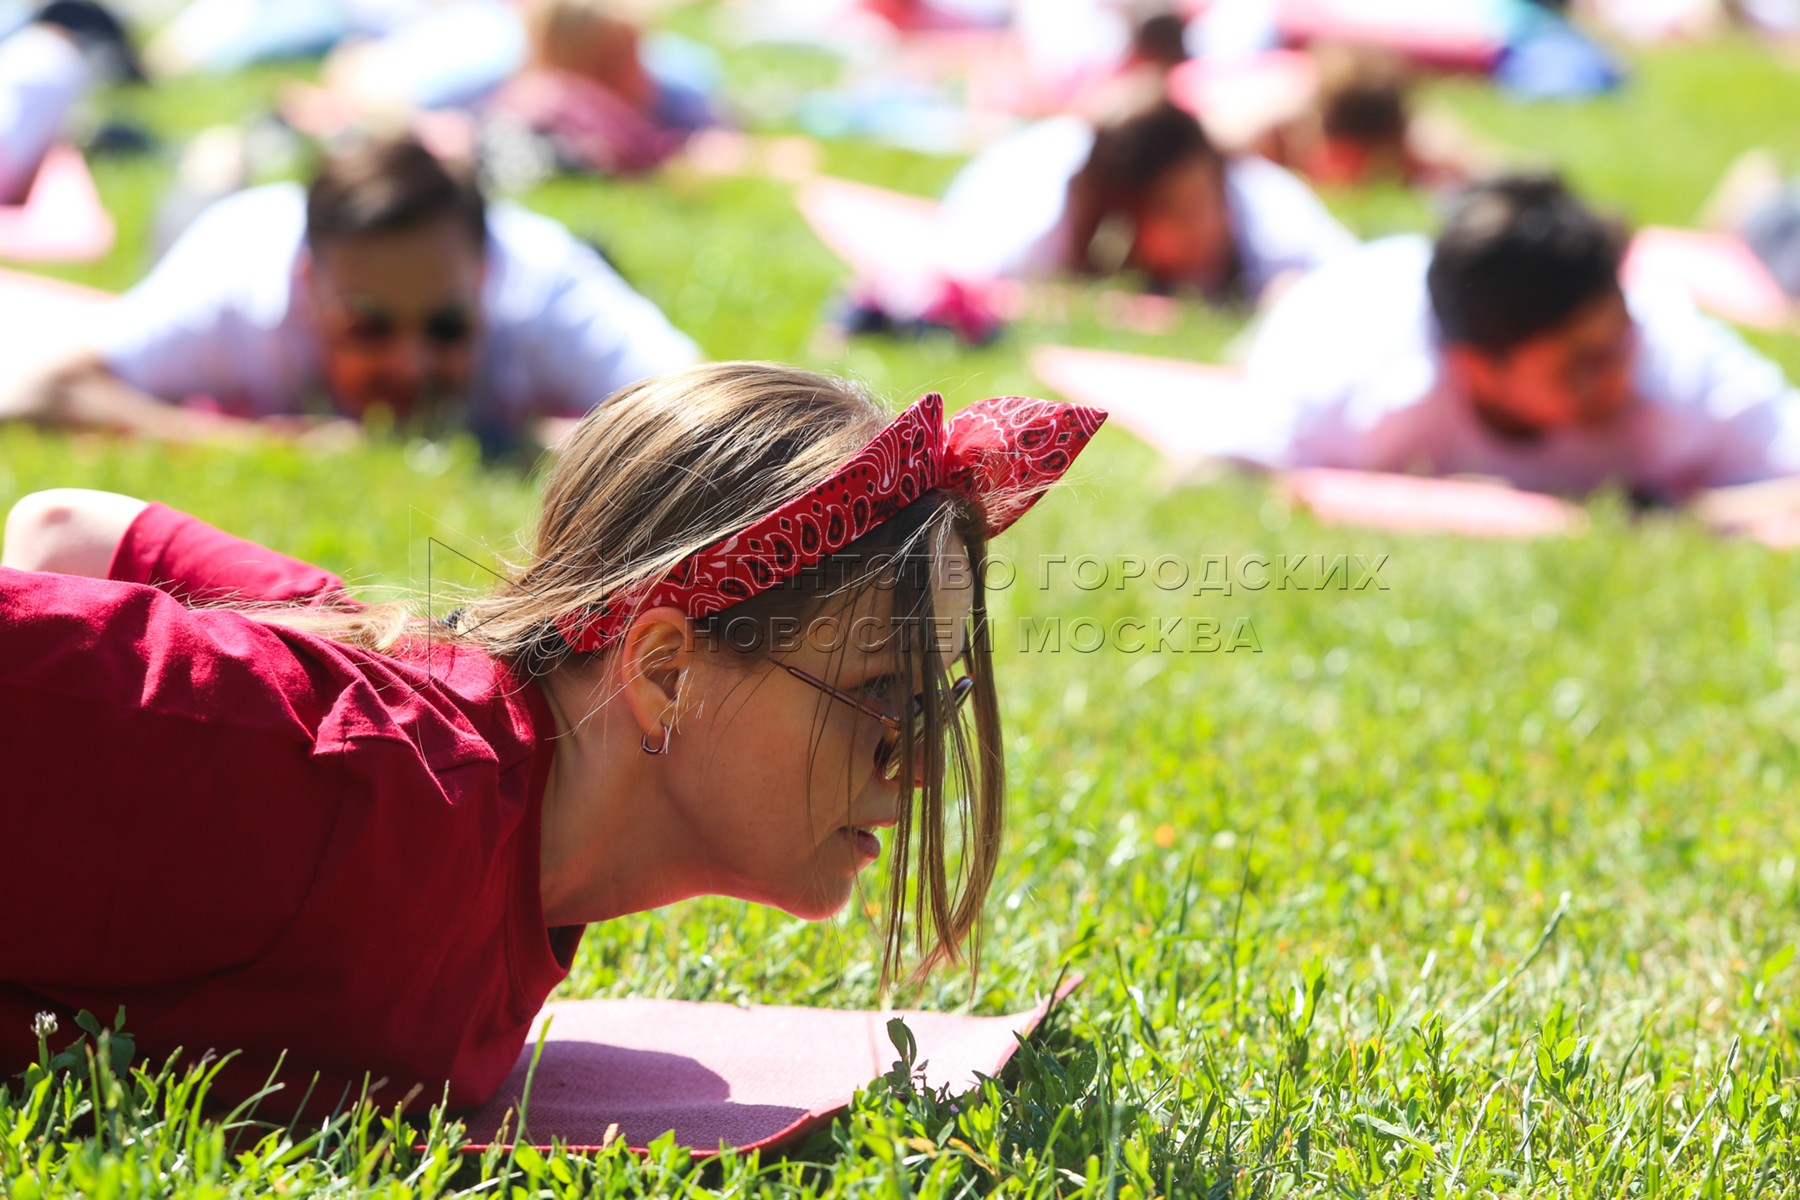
2,133,699,453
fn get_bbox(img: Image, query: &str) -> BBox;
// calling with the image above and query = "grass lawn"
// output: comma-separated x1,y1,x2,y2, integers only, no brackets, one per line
10,16,1800,1197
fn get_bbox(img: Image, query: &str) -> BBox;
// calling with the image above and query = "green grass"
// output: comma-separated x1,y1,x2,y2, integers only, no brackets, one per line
11,19,1800,1198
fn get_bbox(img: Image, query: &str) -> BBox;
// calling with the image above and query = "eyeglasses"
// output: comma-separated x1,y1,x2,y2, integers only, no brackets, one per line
776,661,976,782
321,299,476,351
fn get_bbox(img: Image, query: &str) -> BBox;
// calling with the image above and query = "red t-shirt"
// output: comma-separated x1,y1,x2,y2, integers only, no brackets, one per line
0,504,581,1114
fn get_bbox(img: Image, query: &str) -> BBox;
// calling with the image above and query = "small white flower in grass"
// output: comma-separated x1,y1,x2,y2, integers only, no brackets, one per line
31,1012,57,1039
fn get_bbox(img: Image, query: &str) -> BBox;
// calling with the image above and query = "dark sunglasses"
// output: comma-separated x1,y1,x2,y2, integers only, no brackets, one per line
776,662,976,782
325,301,475,350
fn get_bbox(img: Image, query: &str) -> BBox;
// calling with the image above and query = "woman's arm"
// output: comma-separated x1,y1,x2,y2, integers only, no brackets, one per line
2,488,147,576
0,350,273,443
3,489,356,607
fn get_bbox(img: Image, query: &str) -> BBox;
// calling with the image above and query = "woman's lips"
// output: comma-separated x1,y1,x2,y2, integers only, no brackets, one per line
846,826,883,861
842,814,895,864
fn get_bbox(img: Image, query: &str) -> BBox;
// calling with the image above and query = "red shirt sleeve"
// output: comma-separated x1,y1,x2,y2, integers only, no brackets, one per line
109,502,359,608
2,558,566,1114
0,566,344,991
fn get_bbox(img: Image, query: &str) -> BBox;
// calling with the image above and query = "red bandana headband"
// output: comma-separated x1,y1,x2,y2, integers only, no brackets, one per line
554,392,1107,653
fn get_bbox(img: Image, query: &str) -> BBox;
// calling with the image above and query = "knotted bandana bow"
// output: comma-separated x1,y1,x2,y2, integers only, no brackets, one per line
555,393,1106,653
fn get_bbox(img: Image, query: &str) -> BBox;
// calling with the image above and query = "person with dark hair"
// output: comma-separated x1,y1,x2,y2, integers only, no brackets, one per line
1,133,699,452
1128,9,1191,71
1225,173,1800,501
1188,45,1494,192
1274,47,1435,187
936,89,1354,303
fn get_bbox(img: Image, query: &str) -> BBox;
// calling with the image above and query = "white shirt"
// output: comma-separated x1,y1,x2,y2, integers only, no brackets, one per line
1011,0,1131,85
0,24,89,203
935,114,1356,299
95,183,700,437
1238,234,1800,497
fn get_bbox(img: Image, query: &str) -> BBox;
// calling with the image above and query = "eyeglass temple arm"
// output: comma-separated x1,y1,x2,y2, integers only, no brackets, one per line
775,661,904,731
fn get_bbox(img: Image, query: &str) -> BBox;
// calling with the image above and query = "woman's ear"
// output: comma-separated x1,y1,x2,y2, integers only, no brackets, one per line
619,605,696,739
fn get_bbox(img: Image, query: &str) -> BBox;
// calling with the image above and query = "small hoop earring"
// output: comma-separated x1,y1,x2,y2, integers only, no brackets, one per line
640,722,671,755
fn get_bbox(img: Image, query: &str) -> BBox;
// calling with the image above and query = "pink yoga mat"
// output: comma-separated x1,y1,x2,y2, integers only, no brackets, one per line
1284,468,1583,538
461,982,1077,1155
1031,344,1583,538
1622,227,1790,331
1029,345,1261,469
0,145,115,263
797,176,944,295
1276,0,1507,70
1166,51,1318,149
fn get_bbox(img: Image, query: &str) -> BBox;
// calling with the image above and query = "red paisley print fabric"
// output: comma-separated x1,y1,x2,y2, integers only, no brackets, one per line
555,393,1106,653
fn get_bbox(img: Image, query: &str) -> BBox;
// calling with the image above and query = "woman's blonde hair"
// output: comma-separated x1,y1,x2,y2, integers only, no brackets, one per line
286,362,1004,986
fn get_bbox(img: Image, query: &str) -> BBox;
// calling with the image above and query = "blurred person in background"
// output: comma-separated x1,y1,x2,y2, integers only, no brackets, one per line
1209,45,1496,190
1578,0,1800,43
833,85,1354,342
935,88,1355,305
999,0,1187,113
143,0,423,76
856,0,1010,32
0,133,699,455
728,0,1007,49
1700,147,1800,314
0,0,142,203
280,0,720,179
481,0,720,177
1223,173,1800,508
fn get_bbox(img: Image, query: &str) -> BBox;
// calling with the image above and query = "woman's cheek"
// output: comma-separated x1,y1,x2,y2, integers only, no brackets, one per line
742,704,838,830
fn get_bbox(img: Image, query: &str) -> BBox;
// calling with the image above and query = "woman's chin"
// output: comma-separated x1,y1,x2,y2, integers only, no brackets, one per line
767,882,855,923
